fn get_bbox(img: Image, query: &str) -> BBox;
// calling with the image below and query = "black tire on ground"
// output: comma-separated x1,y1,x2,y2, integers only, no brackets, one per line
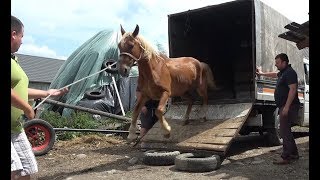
24,119,56,156
143,150,180,166
84,90,106,100
174,153,221,172
102,59,118,74
266,107,282,146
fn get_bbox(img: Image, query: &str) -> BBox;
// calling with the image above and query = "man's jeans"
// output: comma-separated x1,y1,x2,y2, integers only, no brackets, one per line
279,104,299,159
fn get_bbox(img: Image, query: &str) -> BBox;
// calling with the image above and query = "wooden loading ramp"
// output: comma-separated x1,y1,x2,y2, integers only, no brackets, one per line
141,103,253,155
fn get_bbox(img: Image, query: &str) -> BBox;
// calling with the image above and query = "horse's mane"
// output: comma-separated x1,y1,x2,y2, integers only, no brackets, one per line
159,53,169,59
123,32,168,61
136,35,159,60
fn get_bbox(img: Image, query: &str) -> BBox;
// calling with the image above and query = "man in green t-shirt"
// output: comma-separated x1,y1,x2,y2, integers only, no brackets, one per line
11,15,68,180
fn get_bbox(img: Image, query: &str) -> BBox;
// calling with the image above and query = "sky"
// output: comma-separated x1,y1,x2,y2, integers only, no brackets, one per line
11,0,309,60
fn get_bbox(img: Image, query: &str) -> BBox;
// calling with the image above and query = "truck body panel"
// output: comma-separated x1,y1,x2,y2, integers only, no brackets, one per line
142,0,309,153
167,0,308,104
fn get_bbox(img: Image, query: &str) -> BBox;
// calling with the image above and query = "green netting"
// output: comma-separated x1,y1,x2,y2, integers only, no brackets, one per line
43,29,122,116
42,28,167,117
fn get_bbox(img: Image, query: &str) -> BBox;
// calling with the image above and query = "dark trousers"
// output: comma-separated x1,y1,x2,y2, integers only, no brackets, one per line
140,109,158,130
279,104,299,159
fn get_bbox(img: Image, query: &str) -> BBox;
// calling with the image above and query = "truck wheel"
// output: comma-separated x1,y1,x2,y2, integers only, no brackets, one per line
266,108,282,146
24,119,56,156
142,150,180,166
174,153,221,172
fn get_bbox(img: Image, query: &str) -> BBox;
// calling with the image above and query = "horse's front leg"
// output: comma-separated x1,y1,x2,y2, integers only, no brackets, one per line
155,92,171,138
127,95,148,143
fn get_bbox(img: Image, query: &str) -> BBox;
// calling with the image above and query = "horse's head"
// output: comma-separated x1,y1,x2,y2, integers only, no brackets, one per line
118,24,143,77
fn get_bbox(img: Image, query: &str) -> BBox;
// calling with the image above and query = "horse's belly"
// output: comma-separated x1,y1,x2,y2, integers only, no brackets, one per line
170,80,195,96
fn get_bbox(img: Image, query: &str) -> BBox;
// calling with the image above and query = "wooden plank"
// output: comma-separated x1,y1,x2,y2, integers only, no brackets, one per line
143,117,246,143
141,142,225,155
284,22,308,35
226,117,247,123
214,122,244,129
182,137,233,145
279,32,304,43
178,142,227,152
143,118,243,145
143,103,253,154
144,128,237,143
284,22,302,31
297,37,309,50
143,119,227,142
198,128,238,137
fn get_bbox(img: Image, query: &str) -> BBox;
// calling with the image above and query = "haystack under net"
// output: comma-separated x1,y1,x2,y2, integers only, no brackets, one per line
42,28,166,117
43,29,123,116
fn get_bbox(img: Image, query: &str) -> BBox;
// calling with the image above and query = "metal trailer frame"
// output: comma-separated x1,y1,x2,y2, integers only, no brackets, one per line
38,98,138,135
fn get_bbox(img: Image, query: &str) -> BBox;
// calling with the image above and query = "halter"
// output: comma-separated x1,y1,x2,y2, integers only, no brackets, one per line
119,52,142,62
119,34,165,64
119,35,145,63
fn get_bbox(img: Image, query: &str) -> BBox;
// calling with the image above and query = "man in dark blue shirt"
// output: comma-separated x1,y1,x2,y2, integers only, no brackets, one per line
257,53,300,165
135,90,159,150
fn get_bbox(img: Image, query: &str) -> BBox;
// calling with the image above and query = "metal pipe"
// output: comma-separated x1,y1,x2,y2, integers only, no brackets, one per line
112,76,125,116
43,98,132,122
54,128,127,133
53,128,140,134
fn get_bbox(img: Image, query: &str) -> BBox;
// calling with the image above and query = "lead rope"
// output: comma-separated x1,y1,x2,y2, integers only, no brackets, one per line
33,61,118,110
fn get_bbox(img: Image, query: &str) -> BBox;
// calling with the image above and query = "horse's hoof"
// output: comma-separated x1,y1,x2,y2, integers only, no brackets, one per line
126,139,134,144
127,135,138,144
163,133,170,139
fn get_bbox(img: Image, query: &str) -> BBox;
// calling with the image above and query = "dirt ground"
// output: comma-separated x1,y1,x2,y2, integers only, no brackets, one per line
33,127,309,180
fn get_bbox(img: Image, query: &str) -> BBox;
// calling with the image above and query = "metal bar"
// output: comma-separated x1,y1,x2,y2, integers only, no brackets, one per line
53,128,139,134
43,98,132,122
112,76,125,116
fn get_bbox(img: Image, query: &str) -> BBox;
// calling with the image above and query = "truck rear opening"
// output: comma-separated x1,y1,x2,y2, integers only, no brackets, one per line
168,0,255,104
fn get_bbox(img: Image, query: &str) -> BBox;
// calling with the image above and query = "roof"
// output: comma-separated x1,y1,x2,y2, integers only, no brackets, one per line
16,53,65,83
278,20,309,50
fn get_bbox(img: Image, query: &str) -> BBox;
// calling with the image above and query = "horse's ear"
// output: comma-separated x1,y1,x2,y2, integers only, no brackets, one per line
132,24,139,37
120,24,125,35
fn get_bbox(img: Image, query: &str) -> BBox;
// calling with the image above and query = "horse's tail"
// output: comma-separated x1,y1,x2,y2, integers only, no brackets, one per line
201,62,218,90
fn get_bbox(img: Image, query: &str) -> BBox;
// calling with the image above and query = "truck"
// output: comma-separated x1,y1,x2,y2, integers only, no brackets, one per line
142,0,309,155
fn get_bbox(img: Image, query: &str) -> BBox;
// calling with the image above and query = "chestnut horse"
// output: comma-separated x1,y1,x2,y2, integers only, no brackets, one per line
118,25,218,142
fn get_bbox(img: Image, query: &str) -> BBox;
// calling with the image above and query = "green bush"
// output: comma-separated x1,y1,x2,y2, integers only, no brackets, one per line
40,111,68,128
40,111,99,140
70,111,98,129
39,110,131,140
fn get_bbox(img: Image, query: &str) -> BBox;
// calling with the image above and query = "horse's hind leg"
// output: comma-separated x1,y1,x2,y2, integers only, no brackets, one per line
155,92,171,138
197,81,208,122
181,93,194,125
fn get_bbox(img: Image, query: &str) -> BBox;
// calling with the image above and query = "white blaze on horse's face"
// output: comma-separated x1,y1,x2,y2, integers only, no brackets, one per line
118,25,140,77
118,54,133,77
118,35,135,77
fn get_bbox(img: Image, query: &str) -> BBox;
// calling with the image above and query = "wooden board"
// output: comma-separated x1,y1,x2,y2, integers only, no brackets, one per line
142,103,253,154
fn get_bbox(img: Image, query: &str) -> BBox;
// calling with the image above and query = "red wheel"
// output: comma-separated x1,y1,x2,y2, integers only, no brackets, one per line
24,119,55,156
